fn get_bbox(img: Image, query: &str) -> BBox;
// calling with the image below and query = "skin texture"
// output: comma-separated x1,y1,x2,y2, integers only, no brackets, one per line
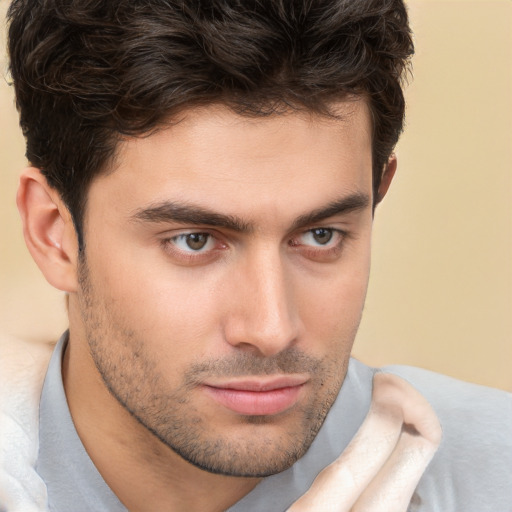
0,337,440,512
17,100,398,511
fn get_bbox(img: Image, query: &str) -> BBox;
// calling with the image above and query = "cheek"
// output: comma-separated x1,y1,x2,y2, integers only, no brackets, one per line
295,241,371,347
85,245,225,361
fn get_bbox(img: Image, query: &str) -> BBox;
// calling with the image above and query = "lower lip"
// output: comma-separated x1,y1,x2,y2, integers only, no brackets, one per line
203,385,304,416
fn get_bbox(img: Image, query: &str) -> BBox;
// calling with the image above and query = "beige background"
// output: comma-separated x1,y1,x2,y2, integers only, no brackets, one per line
1,0,511,390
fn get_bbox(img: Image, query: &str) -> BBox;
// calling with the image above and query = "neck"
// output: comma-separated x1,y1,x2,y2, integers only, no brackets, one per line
62,333,260,512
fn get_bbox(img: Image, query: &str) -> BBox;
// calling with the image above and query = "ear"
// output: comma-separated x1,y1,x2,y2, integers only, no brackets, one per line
375,153,397,204
16,167,79,292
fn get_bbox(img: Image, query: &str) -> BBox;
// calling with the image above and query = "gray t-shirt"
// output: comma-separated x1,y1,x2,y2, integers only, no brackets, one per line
37,333,512,511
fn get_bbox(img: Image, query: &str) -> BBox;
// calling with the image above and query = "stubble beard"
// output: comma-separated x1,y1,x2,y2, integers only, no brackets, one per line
77,257,349,477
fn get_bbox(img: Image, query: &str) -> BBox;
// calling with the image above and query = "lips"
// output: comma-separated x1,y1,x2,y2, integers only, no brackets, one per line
202,376,308,416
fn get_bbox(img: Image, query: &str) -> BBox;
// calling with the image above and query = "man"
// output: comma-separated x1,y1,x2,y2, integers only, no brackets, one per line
1,0,510,511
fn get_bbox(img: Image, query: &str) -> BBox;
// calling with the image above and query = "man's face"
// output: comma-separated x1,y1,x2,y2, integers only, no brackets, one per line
74,101,374,476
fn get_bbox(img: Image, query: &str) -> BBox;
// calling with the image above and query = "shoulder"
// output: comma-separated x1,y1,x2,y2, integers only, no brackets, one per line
382,365,512,512
381,364,511,427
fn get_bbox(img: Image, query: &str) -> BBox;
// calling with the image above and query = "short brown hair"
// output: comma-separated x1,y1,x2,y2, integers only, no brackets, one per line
7,0,413,248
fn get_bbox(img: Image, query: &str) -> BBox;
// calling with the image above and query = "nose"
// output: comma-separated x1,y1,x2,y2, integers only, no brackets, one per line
223,247,301,357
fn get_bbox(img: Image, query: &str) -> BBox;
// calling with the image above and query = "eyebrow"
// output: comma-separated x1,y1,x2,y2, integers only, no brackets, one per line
132,202,252,232
131,192,370,233
290,193,370,230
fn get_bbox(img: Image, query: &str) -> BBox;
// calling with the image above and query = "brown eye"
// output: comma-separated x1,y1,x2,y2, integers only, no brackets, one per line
311,228,333,245
185,233,210,250
290,227,345,263
168,232,215,253
162,231,227,265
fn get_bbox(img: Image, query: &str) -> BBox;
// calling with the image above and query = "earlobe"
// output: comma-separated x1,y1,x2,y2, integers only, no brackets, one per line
375,154,397,204
16,167,79,292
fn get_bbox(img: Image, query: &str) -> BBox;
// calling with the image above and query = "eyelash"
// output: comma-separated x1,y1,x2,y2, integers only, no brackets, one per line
289,228,347,262
160,232,226,265
160,227,348,264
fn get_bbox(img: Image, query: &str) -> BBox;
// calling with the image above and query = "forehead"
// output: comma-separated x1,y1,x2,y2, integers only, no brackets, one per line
88,100,373,225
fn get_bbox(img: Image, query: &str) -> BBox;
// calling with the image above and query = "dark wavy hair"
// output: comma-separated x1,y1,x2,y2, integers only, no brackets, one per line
7,0,413,248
